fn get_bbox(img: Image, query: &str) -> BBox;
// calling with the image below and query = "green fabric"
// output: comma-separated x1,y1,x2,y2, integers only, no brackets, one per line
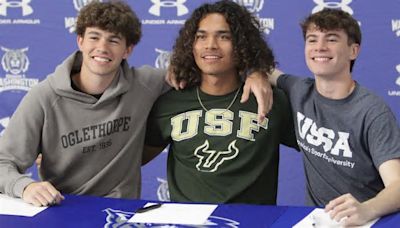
146,86,297,204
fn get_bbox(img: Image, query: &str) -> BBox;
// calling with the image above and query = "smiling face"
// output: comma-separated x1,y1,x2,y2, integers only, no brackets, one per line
193,13,236,80
77,27,133,79
304,25,359,79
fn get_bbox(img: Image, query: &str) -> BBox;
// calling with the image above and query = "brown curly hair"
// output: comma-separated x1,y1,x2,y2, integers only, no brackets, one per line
300,9,361,72
171,0,275,88
75,0,141,46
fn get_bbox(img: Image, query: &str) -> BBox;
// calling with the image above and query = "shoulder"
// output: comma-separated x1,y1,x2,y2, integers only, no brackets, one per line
132,65,166,83
271,87,291,111
150,88,195,115
24,79,54,102
155,87,192,104
278,74,314,90
355,85,392,114
134,65,166,75
126,64,169,96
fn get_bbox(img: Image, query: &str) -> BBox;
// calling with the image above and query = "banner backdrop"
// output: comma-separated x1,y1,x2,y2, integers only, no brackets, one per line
0,0,399,206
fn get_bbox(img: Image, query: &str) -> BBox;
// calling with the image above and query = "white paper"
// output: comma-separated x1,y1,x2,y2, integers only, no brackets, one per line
128,202,217,225
293,208,379,228
0,194,48,217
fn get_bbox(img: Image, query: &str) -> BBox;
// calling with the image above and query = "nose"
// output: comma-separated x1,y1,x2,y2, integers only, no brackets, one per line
315,40,327,51
96,38,109,53
205,36,218,50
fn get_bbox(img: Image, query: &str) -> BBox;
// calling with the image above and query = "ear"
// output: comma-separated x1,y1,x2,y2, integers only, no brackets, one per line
349,43,360,61
123,45,134,59
77,35,84,51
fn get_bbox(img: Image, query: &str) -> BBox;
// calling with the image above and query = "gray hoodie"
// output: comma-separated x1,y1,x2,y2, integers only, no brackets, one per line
0,51,168,199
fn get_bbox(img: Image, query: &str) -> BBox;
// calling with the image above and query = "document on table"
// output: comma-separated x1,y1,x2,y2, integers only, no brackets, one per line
293,208,379,228
0,194,48,217
128,202,217,225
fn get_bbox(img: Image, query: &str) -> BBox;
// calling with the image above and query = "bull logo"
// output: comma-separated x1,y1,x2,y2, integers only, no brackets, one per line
195,140,239,172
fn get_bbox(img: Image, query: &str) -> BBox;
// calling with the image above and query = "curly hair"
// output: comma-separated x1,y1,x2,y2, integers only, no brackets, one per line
300,9,361,72
75,0,141,46
171,0,275,88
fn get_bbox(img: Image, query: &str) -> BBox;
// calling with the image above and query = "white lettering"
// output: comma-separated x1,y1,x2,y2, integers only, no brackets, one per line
297,112,353,158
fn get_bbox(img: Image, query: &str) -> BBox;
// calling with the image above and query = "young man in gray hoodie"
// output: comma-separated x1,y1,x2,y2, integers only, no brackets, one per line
0,0,270,207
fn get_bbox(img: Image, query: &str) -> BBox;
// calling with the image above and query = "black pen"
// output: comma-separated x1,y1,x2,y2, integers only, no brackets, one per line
135,203,162,213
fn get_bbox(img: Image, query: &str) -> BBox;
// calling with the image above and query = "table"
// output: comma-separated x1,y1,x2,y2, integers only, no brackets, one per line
1,194,399,227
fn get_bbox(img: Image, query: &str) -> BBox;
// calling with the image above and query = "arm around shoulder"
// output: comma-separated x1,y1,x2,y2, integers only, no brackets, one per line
268,68,284,87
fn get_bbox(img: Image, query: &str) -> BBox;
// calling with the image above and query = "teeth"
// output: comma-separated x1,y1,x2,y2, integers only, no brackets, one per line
93,56,111,62
314,57,330,62
204,56,219,59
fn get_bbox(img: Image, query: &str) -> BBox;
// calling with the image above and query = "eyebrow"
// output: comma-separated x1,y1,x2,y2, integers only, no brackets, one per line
86,31,122,40
196,29,231,35
305,32,340,39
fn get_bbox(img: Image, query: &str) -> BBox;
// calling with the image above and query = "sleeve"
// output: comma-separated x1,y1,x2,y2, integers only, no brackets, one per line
276,74,301,96
135,66,171,97
275,89,299,151
368,110,400,168
0,88,44,198
145,99,170,148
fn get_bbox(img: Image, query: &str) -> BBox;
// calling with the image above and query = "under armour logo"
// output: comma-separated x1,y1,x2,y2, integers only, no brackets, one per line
312,0,353,15
233,0,264,14
149,0,188,17
0,0,33,16
195,140,239,172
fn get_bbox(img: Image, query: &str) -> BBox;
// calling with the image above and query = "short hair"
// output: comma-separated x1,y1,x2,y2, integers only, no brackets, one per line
75,0,141,46
171,0,275,88
300,9,361,72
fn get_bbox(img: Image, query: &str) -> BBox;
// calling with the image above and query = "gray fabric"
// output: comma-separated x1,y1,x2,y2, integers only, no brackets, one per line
0,51,169,199
277,74,400,206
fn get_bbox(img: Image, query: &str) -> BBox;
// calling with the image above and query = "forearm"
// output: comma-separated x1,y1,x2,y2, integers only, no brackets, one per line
268,68,284,86
363,180,400,219
0,162,36,197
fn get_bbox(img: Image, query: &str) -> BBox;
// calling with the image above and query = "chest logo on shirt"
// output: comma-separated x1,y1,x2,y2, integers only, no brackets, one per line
195,140,239,172
297,112,352,158
171,110,268,142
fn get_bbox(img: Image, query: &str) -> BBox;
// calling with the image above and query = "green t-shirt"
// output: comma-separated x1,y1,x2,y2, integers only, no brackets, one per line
146,86,297,204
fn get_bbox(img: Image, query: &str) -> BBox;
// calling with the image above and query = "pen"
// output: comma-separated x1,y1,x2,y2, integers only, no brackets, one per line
135,203,162,213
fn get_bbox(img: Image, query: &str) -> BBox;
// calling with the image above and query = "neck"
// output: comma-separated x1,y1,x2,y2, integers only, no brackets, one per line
315,74,355,99
199,74,240,95
72,69,118,95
